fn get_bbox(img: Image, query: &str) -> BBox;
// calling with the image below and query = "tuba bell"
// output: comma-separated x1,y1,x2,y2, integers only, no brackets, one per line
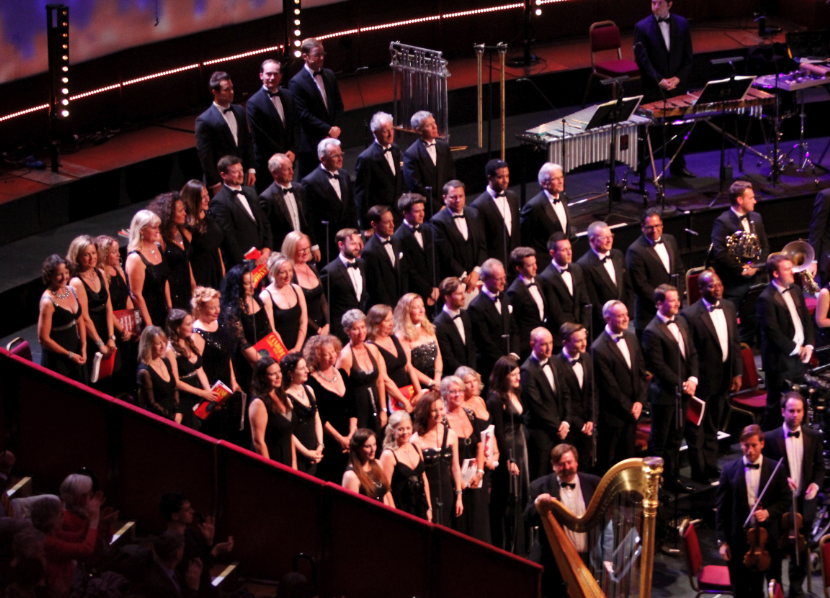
780,239,820,294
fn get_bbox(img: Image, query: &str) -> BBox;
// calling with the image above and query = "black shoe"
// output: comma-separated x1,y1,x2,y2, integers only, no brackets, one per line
670,166,697,178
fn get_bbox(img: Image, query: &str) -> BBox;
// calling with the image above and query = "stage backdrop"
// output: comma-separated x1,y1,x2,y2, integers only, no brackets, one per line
0,0,344,84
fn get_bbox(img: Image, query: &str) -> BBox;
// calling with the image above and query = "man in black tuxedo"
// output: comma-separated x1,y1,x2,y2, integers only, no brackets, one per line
288,38,344,178
558,323,595,470
507,247,550,361
434,276,476,375
626,208,685,337
209,156,272,270
717,425,791,598
521,163,571,271
757,255,815,430
538,233,590,348
763,393,825,598
809,189,830,286
521,327,572,480
431,180,486,296
680,270,742,482
301,138,357,264
354,112,404,229
642,284,698,493
195,71,256,193
468,258,521,381
402,110,456,215
633,0,695,178
361,205,403,309
393,193,439,309
591,300,647,469
578,221,634,338
320,229,368,343
711,181,770,343
525,444,602,598
470,159,522,271
246,58,299,193
258,153,318,260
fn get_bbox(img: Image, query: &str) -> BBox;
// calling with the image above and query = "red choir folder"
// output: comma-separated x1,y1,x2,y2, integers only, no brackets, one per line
113,309,142,334
193,380,234,420
687,396,706,426
244,247,269,286
389,385,418,413
90,348,117,383
253,332,289,362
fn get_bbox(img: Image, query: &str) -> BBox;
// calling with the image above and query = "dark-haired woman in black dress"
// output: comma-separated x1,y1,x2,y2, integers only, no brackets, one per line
38,255,87,383
380,411,432,521
148,192,195,311
249,357,297,469
342,429,395,507
181,180,225,289
282,353,324,475
166,309,217,431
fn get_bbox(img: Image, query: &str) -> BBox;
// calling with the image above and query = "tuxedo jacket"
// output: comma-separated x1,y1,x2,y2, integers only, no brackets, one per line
641,314,699,405
468,291,521,376
556,351,594,432
711,209,770,290
577,248,634,333
507,277,549,359
809,189,830,285
361,234,403,309
258,181,315,249
590,330,648,428
757,282,815,373
520,354,571,435
195,103,256,187
626,234,685,331
520,191,571,271
633,13,694,99
354,142,405,227
320,257,369,342
301,166,357,260
716,455,791,551
469,190,522,266
393,223,437,301
288,67,345,154
434,309,476,375
402,138,456,214
246,86,299,180
209,185,273,269
538,262,590,339
680,298,742,398
430,207,488,281
763,425,825,522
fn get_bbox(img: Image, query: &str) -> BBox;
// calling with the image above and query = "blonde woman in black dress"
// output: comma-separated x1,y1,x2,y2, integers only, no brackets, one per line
261,253,308,354
283,231,329,338
136,326,180,423
380,411,432,521
394,293,443,389
125,209,171,328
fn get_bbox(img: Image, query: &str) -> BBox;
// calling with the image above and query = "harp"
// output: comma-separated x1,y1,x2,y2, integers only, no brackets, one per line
535,457,663,598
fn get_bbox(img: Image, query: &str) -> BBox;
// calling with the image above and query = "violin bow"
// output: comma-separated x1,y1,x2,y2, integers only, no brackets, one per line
743,457,784,529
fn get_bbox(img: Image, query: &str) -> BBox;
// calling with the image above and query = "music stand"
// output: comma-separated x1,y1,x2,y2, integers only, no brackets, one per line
586,95,643,217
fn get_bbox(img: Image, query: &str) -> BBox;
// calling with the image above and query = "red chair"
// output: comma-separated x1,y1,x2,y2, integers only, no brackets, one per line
581,21,640,107
769,580,784,598
686,266,707,306
731,343,767,416
5,337,32,362
682,520,733,597
820,534,830,598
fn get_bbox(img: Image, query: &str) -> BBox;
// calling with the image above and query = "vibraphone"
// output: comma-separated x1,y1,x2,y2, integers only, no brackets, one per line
521,104,651,173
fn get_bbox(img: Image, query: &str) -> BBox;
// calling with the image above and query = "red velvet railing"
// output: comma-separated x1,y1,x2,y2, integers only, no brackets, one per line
0,348,541,598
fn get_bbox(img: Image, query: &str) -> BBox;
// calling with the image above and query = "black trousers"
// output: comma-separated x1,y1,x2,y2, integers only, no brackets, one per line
597,419,636,470
528,427,559,482
648,398,689,482
763,355,805,431
686,391,727,478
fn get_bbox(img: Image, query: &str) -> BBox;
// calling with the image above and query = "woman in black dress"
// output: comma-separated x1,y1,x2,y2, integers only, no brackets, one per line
125,209,171,329
221,264,273,393
486,356,530,554
282,231,329,339
394,293,443,388
136,326,180,422
166,309,217,430
148,192,194,311
412,392,464,527
181,180,225,289
304,334,354,482
248,357,297,469
336,309,388,442
379,411,432,521
281,352,324,475
97,235,136,392
37,255,87,382
365,304,420,414
342,428,395,507
261,253,308,354
444,375,489,542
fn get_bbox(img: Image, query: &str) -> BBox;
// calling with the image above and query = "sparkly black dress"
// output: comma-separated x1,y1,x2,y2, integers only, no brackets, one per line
165,237,193,311
422,424,455,527
128,249,170,328
346,465,388,502
41,287,86,383
190,213,225,289
390,448,429,520
195,323,243,445
411,339,438,380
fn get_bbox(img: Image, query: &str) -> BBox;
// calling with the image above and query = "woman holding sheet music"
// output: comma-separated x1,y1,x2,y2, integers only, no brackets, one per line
249,356,297,469
260,253,308,354
166,308,217,430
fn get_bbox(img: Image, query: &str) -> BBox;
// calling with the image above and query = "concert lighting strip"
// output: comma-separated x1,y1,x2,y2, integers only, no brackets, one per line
0,0,572,123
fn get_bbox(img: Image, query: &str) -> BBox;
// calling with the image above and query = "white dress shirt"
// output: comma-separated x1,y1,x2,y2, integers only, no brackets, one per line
376,234,396,266
783,425,804,493
543,189,568,233
731,207,752,234
772,280,806,355
305,63,327,109
339,254,363,299
534,353,556,392
558,475,587,552
214,102,239,146
376,140,396,174
487,186,512,236
224,184,255,221
702,298,729,362
744,455,763,508
562,347,584,389
443,305,466,344
593,248,617,286
320,164,342,200
451,210,469,241
404,220,424,249
657,311,686,358
650,237,671,273
606,325,631,368
481,286,502,315
279,184,301,232
264,85,286,123
521,275,545,321
424,140,437,165
656,14,671,51
554,261,574,296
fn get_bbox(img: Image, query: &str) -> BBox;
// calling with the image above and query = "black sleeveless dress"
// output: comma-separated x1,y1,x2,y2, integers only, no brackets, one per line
80,270,109,342
41,287,87,383
232,297,272,394
190,213,224,289
266,286,302,352
165,237,193,311
108,270,130,311
422,424,455,527
107,268,135,391
290,385,320,475
195,324,243,445
390,448,429,520
307,375,354,483
470,404,494,544
818,283,830,356
370,336,411,412
343,345,381,438
128,249,170,328
136,358,177,420
453,408,490,543
346,465,388,502
411,340,438,380
251,396,296,467
174,348,204,430
294,266,328,337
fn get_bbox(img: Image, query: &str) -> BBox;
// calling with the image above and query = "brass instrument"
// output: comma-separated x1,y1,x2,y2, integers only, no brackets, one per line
780,239,820,294
726,230,763,265
536,457,663,598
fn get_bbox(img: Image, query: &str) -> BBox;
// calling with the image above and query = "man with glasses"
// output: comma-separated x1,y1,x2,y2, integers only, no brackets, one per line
521,162,571,271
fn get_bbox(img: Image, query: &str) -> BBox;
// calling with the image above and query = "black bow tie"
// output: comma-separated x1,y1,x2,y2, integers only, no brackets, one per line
411,224,421,233
382,146,394,154
494,190,506,198
380,239,392,246
665,317,677,325
526,281,536,288
550,196,561,204
222,107,233,114
538,359,550,368
656,16,671,24
788,431,801,438
452,314,462,321
268,90,281,98
424,141,436,148
739,214,750,221
570,356,581,366
324,170,338,180
745,463,760,470
613,335,624,343
313,69,322,77
781,286,794,294
491,292,502,303
452,214,465,220
281,186,294,194
560,482,576,490
600,255,611,263
346,262,359,270
653,239,664,245
559,265,570,273
708,302,721,311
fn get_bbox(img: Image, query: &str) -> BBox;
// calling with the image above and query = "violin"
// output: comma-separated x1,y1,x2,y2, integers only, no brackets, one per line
743,502,771,572
780,492,807,565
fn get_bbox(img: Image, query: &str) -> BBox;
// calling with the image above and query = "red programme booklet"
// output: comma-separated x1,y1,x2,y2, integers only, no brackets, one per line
193,380,233,420
244,247,268,286
253,332,289,362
